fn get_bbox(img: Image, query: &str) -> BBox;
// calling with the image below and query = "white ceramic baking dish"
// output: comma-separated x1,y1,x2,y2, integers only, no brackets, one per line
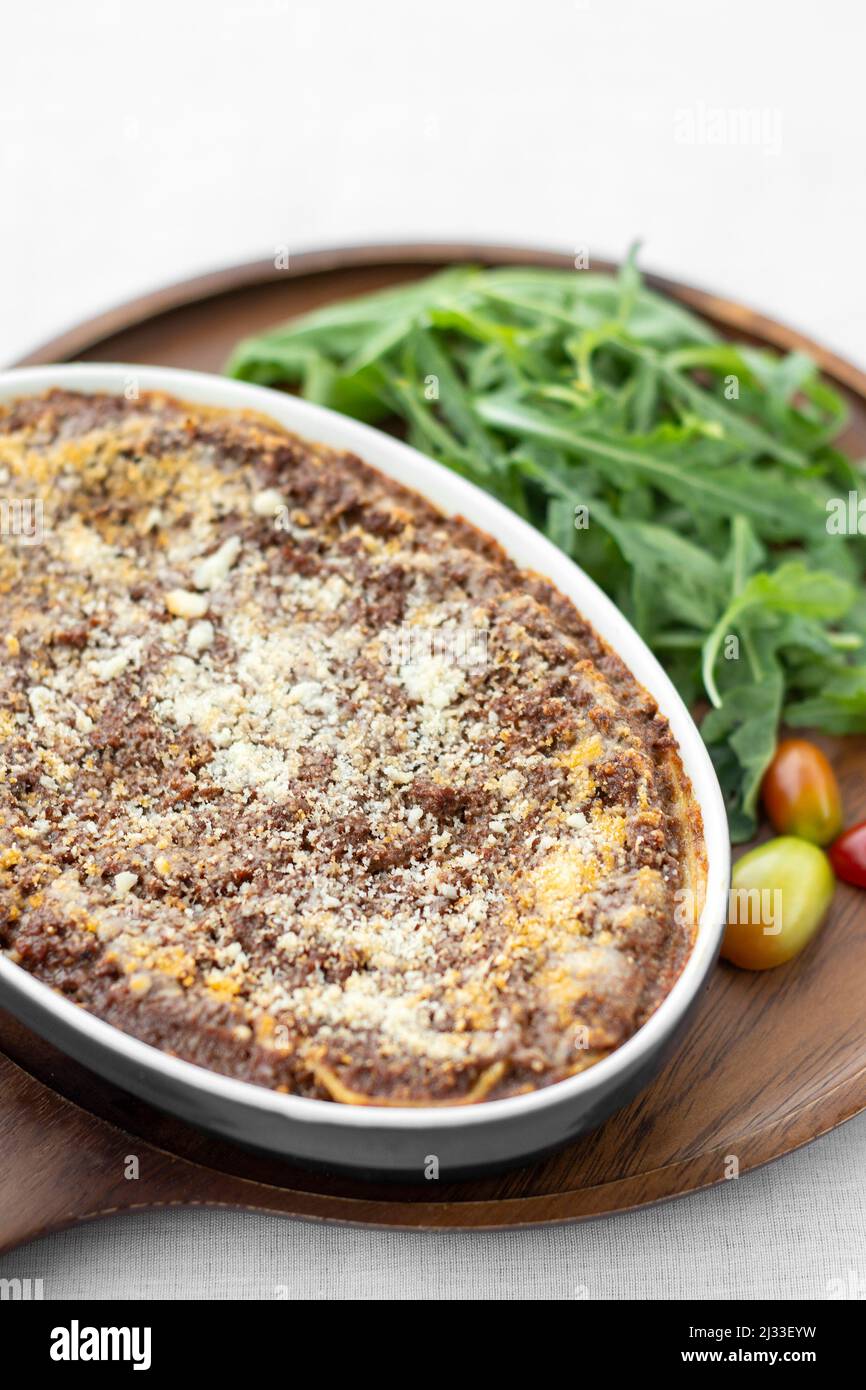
0,364,730,1178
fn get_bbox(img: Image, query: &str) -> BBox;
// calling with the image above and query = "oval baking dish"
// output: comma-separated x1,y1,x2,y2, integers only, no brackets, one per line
0,364,729,1178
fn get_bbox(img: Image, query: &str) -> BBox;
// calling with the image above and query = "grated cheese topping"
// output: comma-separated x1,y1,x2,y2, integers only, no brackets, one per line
0,389,705,1104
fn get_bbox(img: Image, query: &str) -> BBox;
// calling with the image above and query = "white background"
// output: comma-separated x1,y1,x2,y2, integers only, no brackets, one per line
1,0,865,1299
4,0,866,369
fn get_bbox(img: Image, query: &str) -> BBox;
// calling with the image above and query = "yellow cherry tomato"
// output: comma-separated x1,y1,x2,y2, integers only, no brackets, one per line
721,836,835,970
761,738,842,845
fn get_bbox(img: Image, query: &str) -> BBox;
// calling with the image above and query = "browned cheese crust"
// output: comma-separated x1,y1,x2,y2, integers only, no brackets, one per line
0,390,706,1104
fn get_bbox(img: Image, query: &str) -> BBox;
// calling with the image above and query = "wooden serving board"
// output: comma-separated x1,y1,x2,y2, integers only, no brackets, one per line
3,244,865,1248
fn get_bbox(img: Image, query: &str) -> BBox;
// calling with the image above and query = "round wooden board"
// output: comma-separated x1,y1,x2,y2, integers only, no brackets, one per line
3,243,865,1247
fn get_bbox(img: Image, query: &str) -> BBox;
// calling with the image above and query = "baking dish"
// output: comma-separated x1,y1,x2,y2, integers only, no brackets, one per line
0,363,730,1177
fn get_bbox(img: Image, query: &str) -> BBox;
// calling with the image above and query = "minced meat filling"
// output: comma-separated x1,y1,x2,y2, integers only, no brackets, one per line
0,390,705,1104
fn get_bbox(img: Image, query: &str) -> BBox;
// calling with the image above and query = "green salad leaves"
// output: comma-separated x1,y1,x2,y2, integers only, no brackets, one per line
227,257,866,840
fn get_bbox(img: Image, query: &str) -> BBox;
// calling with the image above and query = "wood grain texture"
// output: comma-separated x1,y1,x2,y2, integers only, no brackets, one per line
2,243,864,1246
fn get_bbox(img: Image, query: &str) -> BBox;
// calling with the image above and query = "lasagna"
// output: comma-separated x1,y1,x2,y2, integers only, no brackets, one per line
0,390,705,1104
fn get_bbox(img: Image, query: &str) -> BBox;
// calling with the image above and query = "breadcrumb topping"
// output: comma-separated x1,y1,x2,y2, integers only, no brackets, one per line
0,390,705,1104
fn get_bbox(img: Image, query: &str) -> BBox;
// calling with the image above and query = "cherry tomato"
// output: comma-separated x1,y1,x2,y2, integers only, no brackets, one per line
829,820,866,888
721,836,835,970
761,738,842,845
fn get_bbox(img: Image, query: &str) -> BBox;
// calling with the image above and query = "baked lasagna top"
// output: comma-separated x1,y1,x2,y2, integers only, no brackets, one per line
0,389,705,1105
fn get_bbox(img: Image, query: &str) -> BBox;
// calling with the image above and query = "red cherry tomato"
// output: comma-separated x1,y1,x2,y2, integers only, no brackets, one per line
829,821,866,888
761,738,842,845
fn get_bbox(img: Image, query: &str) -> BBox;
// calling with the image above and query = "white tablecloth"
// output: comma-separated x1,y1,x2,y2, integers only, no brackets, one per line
1,0,864,1299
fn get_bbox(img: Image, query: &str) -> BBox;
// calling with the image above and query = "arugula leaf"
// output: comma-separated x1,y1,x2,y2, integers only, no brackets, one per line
475,396,827,539
590,501,726,634
702,561,855,708
786,666,866,733
702,662,785,840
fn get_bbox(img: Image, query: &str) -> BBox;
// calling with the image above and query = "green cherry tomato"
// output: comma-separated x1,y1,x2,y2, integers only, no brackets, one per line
721,836,835,970
760,739,842,845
